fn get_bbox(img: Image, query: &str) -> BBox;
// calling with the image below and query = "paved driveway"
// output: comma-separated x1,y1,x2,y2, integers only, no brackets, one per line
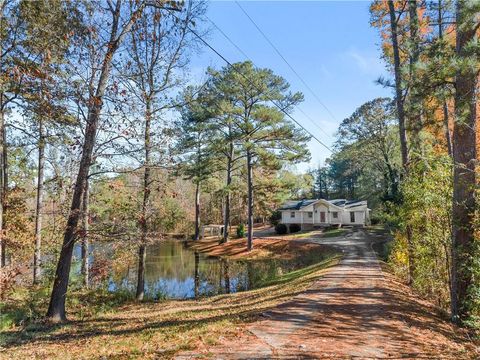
178,229,475,359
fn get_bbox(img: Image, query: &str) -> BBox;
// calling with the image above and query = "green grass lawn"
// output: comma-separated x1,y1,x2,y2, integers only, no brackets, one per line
320,228,348,238
267,228,349,240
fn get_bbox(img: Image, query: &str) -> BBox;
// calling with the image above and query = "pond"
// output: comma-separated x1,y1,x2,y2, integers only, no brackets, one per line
73,240,327,300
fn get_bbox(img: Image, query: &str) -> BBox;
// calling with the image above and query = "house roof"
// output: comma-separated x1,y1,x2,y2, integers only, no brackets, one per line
345,200,367,208
278,199,317,210
330,199,347,206
278,198,367,211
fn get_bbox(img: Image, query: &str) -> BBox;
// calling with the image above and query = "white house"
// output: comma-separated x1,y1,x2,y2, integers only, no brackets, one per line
278,199,370,229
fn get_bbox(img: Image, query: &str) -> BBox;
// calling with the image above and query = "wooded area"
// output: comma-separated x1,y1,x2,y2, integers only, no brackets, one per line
0,0,313,322
307,0,479,327
0,0,479,356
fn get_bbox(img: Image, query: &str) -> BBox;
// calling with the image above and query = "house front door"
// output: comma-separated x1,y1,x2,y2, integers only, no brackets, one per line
320,212,326,223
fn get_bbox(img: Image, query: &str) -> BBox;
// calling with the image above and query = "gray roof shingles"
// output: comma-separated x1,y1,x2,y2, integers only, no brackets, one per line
278,199,366,211
278,199,317,210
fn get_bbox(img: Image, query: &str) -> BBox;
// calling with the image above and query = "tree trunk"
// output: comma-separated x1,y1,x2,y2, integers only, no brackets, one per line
223,259,230,293
0,93,5,268
388,0,409,168
443,102,453,156
246,150,253,251
47,103,99,322
136,100,152,301
388,0,415,285
33,120,45,284
194,182,200,241
408,0,423,153
0,3,6,268
46,1,142,321
450,0,477,324
408,0,420,77
221,140,234,244
136,244,146,301
246,261,253,289
194,251,199,298
46,108,98,321
438,0,453,157
80,177,89,288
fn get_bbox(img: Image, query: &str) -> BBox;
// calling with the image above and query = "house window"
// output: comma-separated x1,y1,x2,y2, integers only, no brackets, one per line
290,211,295,218
350,212,355,223
332,212,338,219
307,212,313,218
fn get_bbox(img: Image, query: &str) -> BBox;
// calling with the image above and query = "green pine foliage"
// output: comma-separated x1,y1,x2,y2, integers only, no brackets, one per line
391,150,453,310
236,223,245,238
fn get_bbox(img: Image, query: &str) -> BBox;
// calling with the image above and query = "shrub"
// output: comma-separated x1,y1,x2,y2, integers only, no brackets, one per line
289,223,301,233
275,223,287,235
269,210,282,226
236,224,245,238
0,266,21,300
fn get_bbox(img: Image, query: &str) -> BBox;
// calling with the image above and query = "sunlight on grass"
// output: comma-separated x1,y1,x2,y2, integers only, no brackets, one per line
321,228,348,238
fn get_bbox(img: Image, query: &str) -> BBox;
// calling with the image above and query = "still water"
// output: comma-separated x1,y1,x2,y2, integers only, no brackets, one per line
74,240,325,300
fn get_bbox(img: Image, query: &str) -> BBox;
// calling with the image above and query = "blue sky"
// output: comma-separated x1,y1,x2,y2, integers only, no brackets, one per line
190,1,390,171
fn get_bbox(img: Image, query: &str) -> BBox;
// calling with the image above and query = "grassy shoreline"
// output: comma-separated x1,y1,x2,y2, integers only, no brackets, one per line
186,235,336,260
0,238,340,359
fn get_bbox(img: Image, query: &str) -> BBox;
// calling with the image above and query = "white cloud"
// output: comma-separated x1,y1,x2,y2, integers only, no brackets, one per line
346,48,385,75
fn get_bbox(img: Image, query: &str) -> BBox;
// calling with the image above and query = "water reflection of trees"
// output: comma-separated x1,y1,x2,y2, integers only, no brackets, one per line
83,240,327,299
223,259,230,294
194,252,199,298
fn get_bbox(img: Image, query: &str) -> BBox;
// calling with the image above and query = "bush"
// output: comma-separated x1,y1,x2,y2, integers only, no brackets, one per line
269,210,282,226
289,224,301,233
236,224,245,238
275,223,287,235
0,266,21,300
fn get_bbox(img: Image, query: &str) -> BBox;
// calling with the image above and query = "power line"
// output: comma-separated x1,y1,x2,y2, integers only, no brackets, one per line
235,1,338,124
178,16,333,153
206,16,251,60
205,14,333,142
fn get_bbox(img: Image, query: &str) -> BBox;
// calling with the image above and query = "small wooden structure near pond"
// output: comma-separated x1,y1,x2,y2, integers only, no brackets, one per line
201,224,224,238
